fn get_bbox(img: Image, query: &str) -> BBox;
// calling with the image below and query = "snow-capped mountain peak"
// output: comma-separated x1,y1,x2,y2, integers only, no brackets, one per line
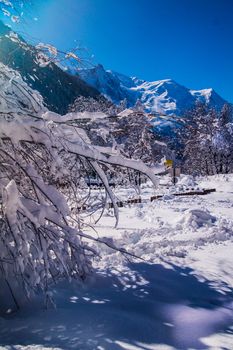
77,65,227,116
190,88,224,106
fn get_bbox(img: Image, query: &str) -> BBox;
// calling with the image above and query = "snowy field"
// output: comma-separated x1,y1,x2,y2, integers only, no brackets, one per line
1,174,233,350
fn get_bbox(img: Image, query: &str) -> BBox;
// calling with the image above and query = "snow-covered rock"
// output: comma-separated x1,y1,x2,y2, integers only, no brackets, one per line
179,209,217,229
177,175,197,188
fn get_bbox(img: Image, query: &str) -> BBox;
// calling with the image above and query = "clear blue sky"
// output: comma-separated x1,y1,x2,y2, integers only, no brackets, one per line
4,0,233,102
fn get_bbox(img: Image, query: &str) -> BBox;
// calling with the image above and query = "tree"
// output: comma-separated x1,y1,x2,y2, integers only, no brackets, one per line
212,104,233,174
107,110,168,189
69,97,169,168
113,111,167,164
182,103,233,175
0,63,159,309
69,95,119,115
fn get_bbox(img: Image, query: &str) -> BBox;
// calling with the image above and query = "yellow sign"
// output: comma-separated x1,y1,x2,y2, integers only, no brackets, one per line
164,159,173,168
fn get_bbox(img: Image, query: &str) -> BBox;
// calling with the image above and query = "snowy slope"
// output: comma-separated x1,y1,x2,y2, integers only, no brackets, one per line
77,64,227,116
77,64,138,107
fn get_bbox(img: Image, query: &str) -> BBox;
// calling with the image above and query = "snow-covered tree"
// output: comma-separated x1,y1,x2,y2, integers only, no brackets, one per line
211,104,233,174
182,103,233,175
0,63,160,308
106,111,168,188
113,111,167,164
69,97,169,166
69,95,119,115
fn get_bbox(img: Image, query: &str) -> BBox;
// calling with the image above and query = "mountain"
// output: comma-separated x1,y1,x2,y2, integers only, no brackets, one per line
77,64,227,116
0,20,228,117
0,21,100,114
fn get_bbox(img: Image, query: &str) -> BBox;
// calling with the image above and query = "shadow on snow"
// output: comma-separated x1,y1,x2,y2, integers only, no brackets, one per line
1,262,233,349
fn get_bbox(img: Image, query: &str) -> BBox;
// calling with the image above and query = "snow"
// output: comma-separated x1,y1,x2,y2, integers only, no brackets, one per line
190,88,226,109
1,174,233,349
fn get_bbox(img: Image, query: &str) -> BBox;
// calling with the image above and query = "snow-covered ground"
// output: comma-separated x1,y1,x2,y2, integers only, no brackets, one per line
1,174,233,350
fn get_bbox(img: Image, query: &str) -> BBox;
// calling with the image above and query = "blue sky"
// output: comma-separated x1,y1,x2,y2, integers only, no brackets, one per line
3,0,233,102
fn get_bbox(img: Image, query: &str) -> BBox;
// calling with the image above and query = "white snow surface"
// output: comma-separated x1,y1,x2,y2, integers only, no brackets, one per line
1,174,233,349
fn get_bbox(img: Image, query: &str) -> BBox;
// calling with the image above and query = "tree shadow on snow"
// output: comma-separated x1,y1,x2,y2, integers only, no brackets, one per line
1,262,233,350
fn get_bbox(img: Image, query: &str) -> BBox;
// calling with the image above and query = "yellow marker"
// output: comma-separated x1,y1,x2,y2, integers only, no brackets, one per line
164,159,173,168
